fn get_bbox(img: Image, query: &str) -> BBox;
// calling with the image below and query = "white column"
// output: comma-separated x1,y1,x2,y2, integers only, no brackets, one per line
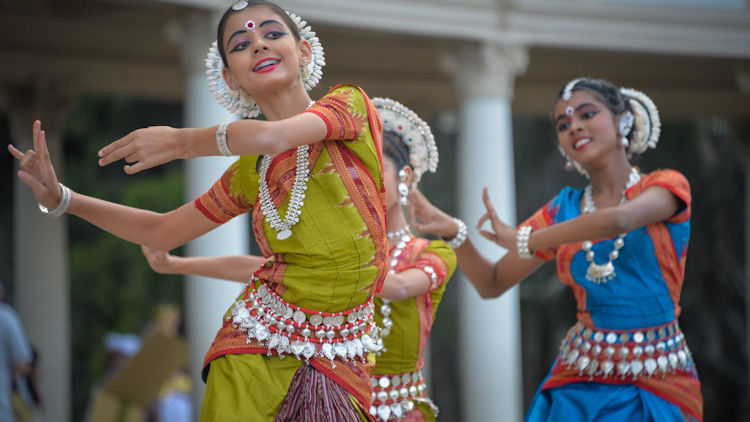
447,42,528,422
175,14,250,415
8,80,76,422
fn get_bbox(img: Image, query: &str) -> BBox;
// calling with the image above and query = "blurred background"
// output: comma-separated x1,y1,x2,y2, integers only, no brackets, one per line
1,0,749,420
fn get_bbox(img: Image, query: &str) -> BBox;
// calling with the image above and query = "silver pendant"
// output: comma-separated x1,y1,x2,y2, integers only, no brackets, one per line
586,261,615,284
276,229,292,240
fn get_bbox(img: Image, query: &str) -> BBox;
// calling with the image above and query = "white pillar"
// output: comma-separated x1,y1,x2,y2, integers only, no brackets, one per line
8,80,76,422
175,14,250,415
447,43,528,422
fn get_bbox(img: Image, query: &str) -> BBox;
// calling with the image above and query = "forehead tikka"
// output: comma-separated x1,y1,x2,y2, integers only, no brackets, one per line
232,0,248,10
562,77,584,116
245,20,256,32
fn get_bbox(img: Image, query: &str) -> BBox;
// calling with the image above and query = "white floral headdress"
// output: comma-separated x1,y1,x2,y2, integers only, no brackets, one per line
620,87,661,156
205,7,325,118
373,97,439,187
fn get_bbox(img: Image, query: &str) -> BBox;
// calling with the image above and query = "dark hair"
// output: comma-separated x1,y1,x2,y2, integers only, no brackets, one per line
382,130,410,170
216,0,301,67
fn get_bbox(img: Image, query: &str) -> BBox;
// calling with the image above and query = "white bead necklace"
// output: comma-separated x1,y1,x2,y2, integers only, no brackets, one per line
580,168,641,284
378,226,413,350
258,101,315,240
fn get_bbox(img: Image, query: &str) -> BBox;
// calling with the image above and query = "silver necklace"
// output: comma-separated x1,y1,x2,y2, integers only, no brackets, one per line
580,168,640,284
258,101,315,240
378,228,413,348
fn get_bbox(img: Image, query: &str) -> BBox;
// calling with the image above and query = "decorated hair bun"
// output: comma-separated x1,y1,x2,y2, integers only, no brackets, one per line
373,97,438,187
619,87,661,156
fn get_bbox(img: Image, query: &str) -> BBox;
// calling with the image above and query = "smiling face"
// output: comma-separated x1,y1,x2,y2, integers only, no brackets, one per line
219,6,311,96
553,90,624,167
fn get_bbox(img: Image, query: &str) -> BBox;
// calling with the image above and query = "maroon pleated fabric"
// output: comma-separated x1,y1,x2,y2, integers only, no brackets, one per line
275,364,364,422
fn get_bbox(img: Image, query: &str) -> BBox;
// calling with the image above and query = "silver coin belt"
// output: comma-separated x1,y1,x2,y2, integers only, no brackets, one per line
370,371,435,421
557,320,694,380
228,277,382,367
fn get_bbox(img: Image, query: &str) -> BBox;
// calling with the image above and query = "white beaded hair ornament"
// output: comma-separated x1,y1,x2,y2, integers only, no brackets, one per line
205,4,326,118
620,87,661,156
373,97,439,188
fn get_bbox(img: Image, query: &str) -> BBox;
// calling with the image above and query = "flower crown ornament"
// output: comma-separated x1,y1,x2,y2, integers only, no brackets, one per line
620,87,661,156
373,97,439,188
205,7,326,118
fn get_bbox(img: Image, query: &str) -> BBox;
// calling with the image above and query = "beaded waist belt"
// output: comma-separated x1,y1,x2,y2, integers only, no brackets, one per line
370,371,437,421
228,277,381,366
556,320,694,380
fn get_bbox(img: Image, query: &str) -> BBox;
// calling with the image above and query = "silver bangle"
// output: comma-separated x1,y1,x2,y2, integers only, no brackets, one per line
216,122,233,157
38,182,71,219
517,225,533,259
444,218,468,249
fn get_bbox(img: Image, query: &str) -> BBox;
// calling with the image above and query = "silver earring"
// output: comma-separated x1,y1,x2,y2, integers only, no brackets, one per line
398,169,409,206
619,111,634,148
565,157,574,171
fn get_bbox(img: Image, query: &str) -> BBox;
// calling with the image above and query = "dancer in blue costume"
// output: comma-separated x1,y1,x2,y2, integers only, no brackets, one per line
409,77,702,421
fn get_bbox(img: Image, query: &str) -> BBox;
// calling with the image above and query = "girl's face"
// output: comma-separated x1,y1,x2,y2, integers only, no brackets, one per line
220,7,311,95
553,90,623,166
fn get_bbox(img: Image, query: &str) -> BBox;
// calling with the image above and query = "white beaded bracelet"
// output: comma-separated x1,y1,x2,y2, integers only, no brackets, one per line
444,218,468,249
38,182,71,219
516,225,533,259
216,122,233,157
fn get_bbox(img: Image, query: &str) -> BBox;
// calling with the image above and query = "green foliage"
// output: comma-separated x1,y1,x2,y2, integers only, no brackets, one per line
64,94,184,421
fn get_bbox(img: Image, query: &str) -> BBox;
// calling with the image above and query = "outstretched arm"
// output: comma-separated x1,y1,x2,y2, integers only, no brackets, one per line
97,113,328,174
408,189,540,298
9,121,219,251
477,186,680,253
141,246,265,283
409,185,681,299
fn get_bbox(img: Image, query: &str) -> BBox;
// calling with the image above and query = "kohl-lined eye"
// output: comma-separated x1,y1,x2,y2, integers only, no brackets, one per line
230,41,250,53
581,110,598,120
557,121,570,132
264,30,287,40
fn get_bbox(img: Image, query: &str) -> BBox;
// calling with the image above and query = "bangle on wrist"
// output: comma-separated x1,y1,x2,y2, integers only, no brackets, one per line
516,225,533,259
216,122,234,157
443,218,468,249
38,183,71,219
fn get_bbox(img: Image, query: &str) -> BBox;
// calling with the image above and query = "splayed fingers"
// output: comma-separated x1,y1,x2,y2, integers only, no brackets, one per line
7,120,63,209
477,187,515,248
408,189,456,238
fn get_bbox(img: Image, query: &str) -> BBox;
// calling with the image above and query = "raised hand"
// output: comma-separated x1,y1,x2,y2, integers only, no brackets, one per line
8,120,64,210
97,126,184,174
408,189,457,239
476,187,516,249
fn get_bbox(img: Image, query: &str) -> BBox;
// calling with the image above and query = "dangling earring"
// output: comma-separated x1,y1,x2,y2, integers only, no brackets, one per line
398,169,409,206
619,111,634,148
565,157,574,171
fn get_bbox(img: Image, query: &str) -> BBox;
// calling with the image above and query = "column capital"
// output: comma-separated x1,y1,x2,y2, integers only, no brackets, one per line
443,42,528,100
165,11,223,75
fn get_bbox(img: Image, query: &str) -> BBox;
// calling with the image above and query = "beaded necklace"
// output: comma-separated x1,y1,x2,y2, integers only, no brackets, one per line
580,168,640,284
378,226,413,350
258,101,315,240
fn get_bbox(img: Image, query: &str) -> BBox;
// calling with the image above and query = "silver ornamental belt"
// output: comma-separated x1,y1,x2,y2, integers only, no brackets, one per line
369,371,437,421
557,320,695,380
228,277,382,367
